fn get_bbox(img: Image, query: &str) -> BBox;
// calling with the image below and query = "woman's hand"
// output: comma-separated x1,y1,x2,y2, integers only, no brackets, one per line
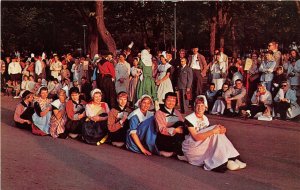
24,120,32,124
219,125,226,134
141,148,152,156
174,127,183,134
212,125,221,134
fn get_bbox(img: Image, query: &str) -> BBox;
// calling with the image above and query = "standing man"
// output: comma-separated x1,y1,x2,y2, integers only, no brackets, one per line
177,58,193,114
268,40,282,68
188,46,208,101
219,47,229,73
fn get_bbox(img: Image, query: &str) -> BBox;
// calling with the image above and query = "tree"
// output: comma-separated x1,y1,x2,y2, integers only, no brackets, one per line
95,1,116,55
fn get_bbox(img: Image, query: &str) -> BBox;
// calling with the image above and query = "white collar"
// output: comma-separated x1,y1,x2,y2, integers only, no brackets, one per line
128,108,153,122
185,112,209,127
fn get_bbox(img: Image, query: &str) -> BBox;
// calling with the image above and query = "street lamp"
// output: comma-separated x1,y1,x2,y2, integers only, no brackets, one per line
172,1,178,59
82,24,87,56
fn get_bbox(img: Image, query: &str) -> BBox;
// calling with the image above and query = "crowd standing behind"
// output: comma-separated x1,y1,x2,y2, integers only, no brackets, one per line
2,40,300,172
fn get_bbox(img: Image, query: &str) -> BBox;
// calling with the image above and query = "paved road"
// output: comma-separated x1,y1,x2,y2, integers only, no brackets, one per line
1,96,300,190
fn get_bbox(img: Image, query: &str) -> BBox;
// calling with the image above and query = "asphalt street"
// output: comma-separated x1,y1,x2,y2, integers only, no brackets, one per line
1,96,300,190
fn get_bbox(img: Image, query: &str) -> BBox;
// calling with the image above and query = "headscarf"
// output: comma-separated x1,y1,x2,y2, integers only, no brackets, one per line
141,49,152,66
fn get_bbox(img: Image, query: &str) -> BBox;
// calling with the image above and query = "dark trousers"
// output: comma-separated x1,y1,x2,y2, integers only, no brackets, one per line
179,89,189,114
274,101,290,120
156,133,185,155
192,69,203,101
97,75,117,108
249,103,266,119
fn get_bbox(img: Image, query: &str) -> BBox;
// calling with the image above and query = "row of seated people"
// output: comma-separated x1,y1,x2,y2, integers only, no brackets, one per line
14,88,246,173
205,79,300,120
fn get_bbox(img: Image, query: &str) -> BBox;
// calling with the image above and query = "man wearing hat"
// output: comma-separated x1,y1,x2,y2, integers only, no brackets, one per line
188,46,208,102
14,90,35,130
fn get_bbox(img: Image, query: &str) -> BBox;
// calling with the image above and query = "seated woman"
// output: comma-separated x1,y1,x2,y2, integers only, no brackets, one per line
14,90,35,130
126,95,159,155
65,87,86,139
49,89,68,138
155,92,185,158
82,89,110,145
241,83,272,119
108,91,130,147
32,87,52,136
181,95,246,172
211,83,229,115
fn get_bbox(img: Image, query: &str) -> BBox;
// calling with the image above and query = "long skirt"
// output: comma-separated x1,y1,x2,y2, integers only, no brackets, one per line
65,119,85,134
126,117,159,154
32,111,51,134
128,77,139,103
109,125,129,143
82,120,108,145
157,79,173,104
50,114,67,138
115,78,129,94
137,76,157,100
182,125,239,170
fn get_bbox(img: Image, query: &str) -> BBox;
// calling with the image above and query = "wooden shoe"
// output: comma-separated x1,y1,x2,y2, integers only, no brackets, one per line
235,159,246,169
227,160,240,171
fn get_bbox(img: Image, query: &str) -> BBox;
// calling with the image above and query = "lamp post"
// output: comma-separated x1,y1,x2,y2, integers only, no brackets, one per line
82,24,87,56
173,1,177,59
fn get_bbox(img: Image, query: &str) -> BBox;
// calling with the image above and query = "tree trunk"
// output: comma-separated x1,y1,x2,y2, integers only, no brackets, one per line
88,26,98,57
95,1,116,55
296,1,300,15
210,16,217,56
231,24,238,58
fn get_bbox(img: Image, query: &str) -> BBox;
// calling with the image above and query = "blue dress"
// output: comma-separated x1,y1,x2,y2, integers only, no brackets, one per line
126,115,158,154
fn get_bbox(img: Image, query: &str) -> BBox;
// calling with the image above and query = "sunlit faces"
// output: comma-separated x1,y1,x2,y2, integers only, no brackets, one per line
139,97,152,113
133,59,139,66
164,96,177,110
235,81,243,88
281,83,288,89
160,56,167,64
222,84,229,91
268,43,275,51
257,86,265,93
290,50,297,58
58,90,67,103
93,92,102,104
192,48,199,54
209,84,215,91
40,89,48,99
195,102,206,115
70,92,79,102
117,96,128,108
119,55,126,63
180,58,187,66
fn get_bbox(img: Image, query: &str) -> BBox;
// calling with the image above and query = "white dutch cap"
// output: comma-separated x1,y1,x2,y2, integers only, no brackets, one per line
195,95,208,108
90,88,102,98
161,51,167,59
31,53,35,58
128,41,134,49
135,94,154,110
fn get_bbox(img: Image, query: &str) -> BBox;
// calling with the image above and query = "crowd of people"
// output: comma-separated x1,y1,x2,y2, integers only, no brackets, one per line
1,40,300,172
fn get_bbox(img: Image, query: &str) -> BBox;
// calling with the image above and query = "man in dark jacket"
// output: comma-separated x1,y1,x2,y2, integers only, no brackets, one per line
177,58,193,114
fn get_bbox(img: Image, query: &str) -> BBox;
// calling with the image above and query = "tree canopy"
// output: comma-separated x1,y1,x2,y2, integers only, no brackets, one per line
1,1,299,57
